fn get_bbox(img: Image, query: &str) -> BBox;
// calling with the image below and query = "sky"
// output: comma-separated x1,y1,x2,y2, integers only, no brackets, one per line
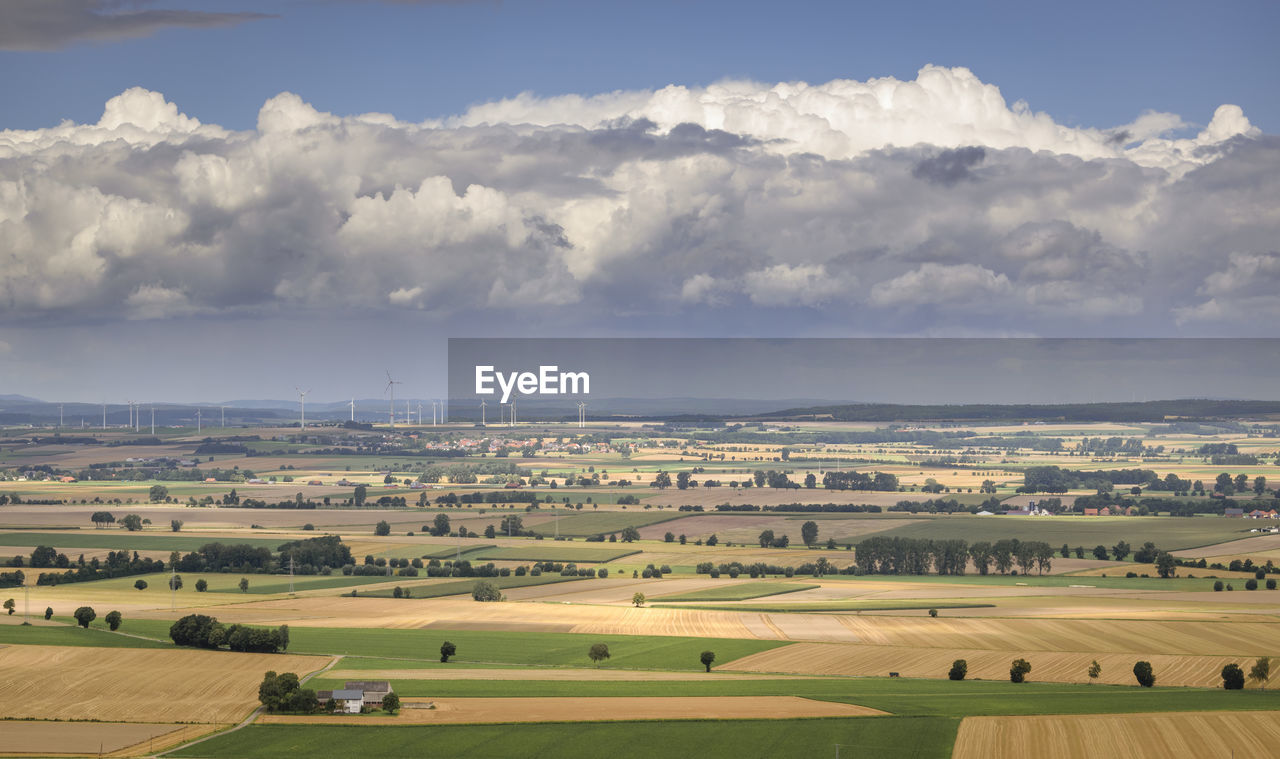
1,0,1278,403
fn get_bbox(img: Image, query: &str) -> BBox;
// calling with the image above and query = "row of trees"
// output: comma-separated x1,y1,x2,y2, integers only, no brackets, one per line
854,537,1054,576
169,614,290,653
944,656,1270,689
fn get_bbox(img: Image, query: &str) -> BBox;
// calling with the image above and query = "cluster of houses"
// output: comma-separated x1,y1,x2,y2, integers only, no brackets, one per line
1225,507,1280,519
316,680,395,714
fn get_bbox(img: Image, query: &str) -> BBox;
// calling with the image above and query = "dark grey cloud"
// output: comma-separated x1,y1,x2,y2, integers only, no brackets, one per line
0,0,272,51
911,146,985,186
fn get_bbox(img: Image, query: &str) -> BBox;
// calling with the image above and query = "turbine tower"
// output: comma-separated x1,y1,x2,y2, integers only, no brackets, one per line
296,387,311,430
349,398,355,422
384,371,403,428
150,404,155,435
196,408,202,433
480,399,486,426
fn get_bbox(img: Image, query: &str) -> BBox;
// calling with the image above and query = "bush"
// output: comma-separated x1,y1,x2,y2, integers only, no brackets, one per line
1246,579,1259,591
928,608,938,618
73,606,96,628
949,659,967,681
1010,658,1031,683
1214,580,1224,591
1268,579,1277,590
471,580,503,602
1222,663,1246,689
1133,660,1155,687
598,568,608,578
374,520,391,536
134,579,148,590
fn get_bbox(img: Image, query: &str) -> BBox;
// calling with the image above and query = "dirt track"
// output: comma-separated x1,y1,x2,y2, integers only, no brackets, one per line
257,696,887,725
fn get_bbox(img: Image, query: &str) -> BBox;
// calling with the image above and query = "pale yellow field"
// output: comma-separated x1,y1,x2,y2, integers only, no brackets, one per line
0,721,214,757
723,641,1273,688
323,667,814,681
0,644,329,723
257,696,887,725
952,711,1280,759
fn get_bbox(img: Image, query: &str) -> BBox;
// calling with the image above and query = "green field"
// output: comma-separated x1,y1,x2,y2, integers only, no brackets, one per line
470,546,641,563
418,544,497,559
305,676,1280,717
874,515,1252,550
652,601,996,613
0,620,173,648
351,574,584,598
655,581,819,602
171,718,957,759
0,531,287,551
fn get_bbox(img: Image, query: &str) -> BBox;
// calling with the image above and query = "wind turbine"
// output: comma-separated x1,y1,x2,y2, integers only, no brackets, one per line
349,398,355,422
417,402,423,426
102,402,107,430
221,406,226,428
480,399,486,426
196,408,202,433
384,371,403,427
578,401,587,429
150,404,155,435
296,387,311,430
58,404,63,428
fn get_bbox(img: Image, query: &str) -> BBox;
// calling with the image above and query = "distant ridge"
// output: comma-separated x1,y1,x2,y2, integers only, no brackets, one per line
754,399,1280,423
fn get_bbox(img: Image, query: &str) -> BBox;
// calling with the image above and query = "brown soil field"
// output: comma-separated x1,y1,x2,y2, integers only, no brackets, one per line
257,696,887,725
633,513,905,542
0,721,204,757
323,667,815,681
638,490,945,508
952,711,1280,759
0,644,329,723
1174,534,1280,559
723,642,1273,688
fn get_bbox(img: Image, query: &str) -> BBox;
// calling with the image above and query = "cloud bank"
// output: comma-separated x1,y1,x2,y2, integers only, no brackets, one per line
0,1,271,51
0,66,1275,335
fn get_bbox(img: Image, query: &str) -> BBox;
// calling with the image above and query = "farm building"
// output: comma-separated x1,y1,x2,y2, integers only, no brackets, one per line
329,689,364,714
1224,508,1245,517
344,680,393,706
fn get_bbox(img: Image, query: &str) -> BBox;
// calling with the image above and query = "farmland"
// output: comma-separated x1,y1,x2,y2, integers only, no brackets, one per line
4,416,1280,757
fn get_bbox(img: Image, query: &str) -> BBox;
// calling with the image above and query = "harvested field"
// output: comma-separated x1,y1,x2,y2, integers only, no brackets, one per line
952,711,1280,759
1174,534,1280,559
0,721,197,756
723,642,1272,688
257,696,888,725
632,513,906,543
0,644,328,723
322,667,808,681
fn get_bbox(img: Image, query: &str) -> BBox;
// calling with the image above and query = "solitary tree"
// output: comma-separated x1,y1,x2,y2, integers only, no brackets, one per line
134,579,148,591
1222,663,1246,690
44,606,53,620
1133,660,1155,687
105,610,123,631
1155,552,1176,578
801,521,819,547
374,520,391,536
588,643,611,666
472,581,503,602
169,574,183,591
1249,657,1272,689
171,519,183,532
149,485,169,503
440,641,457,663
73,606,96,628
195,578,208,592
1088,660,1102,682
949,659,968,681
632,592,646,607
620,526,641,543
2,598,13,616
1010,658,1032,683
239,577,250,593
700,650,716,672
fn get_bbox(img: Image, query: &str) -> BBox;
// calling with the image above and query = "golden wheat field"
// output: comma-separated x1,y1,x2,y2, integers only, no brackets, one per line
951,711,1280,759
0,644,329,723
723,642,1273,688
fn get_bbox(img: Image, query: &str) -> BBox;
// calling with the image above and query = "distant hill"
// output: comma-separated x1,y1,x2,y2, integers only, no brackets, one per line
754,399,1280,423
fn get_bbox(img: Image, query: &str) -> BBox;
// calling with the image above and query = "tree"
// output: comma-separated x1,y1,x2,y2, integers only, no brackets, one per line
258,671,302,712
632,592,646,607
1156,552,1176,578
1255,476,1268,496
1059,543,1070,559
239,577,249,592
149,484,169,503
1222,663,1246,690
1133,660,1155,687
758,529,775,548
278,624,290,651
1092,545,1109,561
1010,658,1031,683
753,470,765,488
804,473,816,488
1250,657,1271,689
194,578,208,592
588,643,611,666
354,484,367,507
374,520,391,536
169,574,183,591
1088,660,1101,682
1111,540,1130,562
432,513,451,536
171,519,183,532
440,641,456,663
120,514,143,531
134,579,148,591
700,650,716,672
620,526,641,543
928,608,939,618
653,471,672,489
2,598,12,616
90,511,115,528
801,521,819,547
73,606,96,628
706,534,718,546
105,610,123,631
949,659,968,681
1214,580,1225,592
382,692,400,713
676,472,691,490
472,580,503,602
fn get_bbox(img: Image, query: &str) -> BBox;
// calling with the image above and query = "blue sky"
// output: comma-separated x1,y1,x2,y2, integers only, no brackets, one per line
0,0,1277,402
4,1,1278,133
